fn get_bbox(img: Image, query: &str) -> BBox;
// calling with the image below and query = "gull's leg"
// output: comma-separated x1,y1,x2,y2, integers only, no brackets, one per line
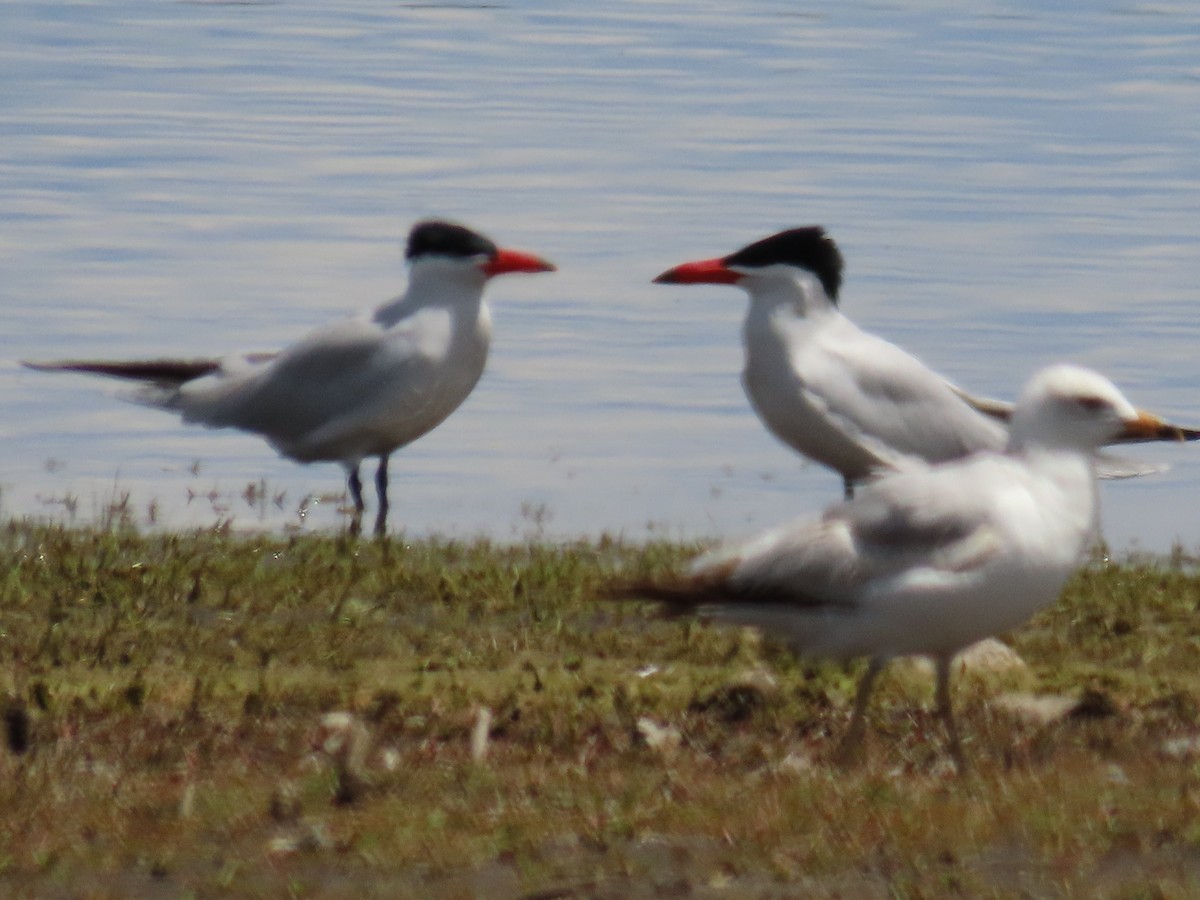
347,463,365,537
373,455,390,538
835,656,885,766
843,477,855,501
935,654,967,772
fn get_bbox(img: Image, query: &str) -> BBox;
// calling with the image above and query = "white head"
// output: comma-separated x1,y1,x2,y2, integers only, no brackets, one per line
1008,364,1186,452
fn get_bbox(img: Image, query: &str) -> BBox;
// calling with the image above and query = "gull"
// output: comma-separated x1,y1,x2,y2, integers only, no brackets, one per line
609,364,1199,767
653,227,1177,497
23,220,556,536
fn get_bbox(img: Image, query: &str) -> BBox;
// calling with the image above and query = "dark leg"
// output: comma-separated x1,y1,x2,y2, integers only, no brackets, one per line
934,654,967,772
835,656,885,766
843,477,855,501
347,465,365,513
347,464,365,537
373,455,389,537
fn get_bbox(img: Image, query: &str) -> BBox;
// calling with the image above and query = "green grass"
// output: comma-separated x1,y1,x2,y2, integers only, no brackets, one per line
3,521,1200,897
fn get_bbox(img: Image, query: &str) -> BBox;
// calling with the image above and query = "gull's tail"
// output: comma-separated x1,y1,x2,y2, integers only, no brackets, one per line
604,580,704,615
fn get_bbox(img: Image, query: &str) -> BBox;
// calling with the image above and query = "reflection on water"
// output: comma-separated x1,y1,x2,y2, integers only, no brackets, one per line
2,2,1199,553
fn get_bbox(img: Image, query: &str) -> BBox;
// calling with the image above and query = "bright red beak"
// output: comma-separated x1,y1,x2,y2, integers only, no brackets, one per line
652,257,742,285
481,248,557,278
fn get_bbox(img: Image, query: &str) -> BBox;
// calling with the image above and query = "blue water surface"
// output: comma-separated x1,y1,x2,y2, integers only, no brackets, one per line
2,1,1198,553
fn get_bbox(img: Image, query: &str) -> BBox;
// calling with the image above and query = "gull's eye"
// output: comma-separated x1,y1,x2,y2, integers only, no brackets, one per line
1074,395,1109,414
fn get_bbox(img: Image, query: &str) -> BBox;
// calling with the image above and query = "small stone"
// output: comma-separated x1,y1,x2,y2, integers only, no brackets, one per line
993,693,1083,724
379,747,401,772
777,751,816,775
907,639,1029,680
955,638,1029,675
267,823,331,857
1161,735,1200,760
636,717,682,755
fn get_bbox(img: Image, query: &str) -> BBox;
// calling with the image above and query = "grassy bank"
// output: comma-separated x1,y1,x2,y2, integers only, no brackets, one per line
3,522,1200,898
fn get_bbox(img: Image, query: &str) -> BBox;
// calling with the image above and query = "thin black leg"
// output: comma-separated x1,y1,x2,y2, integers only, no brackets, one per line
843,477,855,501
347,464,365,537
347,465,365,513
373,455,389,537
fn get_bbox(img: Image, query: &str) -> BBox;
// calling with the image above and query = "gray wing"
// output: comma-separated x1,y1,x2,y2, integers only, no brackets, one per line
947,383,1012,423
687,459,1006,613
830,466,1005,573
796,325,1009,469
174,317,431,447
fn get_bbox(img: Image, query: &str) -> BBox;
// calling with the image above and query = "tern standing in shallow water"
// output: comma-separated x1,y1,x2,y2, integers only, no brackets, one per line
653,227,1165,498
24,220,557,536
609,364,1199,767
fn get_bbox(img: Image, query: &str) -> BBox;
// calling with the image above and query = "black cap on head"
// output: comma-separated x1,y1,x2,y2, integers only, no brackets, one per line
406,220,498,262
723,227,844,301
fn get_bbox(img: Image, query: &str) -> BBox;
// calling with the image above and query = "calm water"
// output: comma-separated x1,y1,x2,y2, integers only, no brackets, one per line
3,2,1199,553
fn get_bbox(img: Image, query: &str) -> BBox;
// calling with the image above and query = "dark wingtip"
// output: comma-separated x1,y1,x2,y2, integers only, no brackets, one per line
600,580,706,617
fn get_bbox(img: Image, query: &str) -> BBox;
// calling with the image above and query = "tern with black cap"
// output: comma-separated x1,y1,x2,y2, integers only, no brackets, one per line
25,220,556,536
654,227,1189,497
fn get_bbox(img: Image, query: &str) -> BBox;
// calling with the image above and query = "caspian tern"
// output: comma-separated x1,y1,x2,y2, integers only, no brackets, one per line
24,220,556,536
610,364,1199,768
653,227,1181,497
